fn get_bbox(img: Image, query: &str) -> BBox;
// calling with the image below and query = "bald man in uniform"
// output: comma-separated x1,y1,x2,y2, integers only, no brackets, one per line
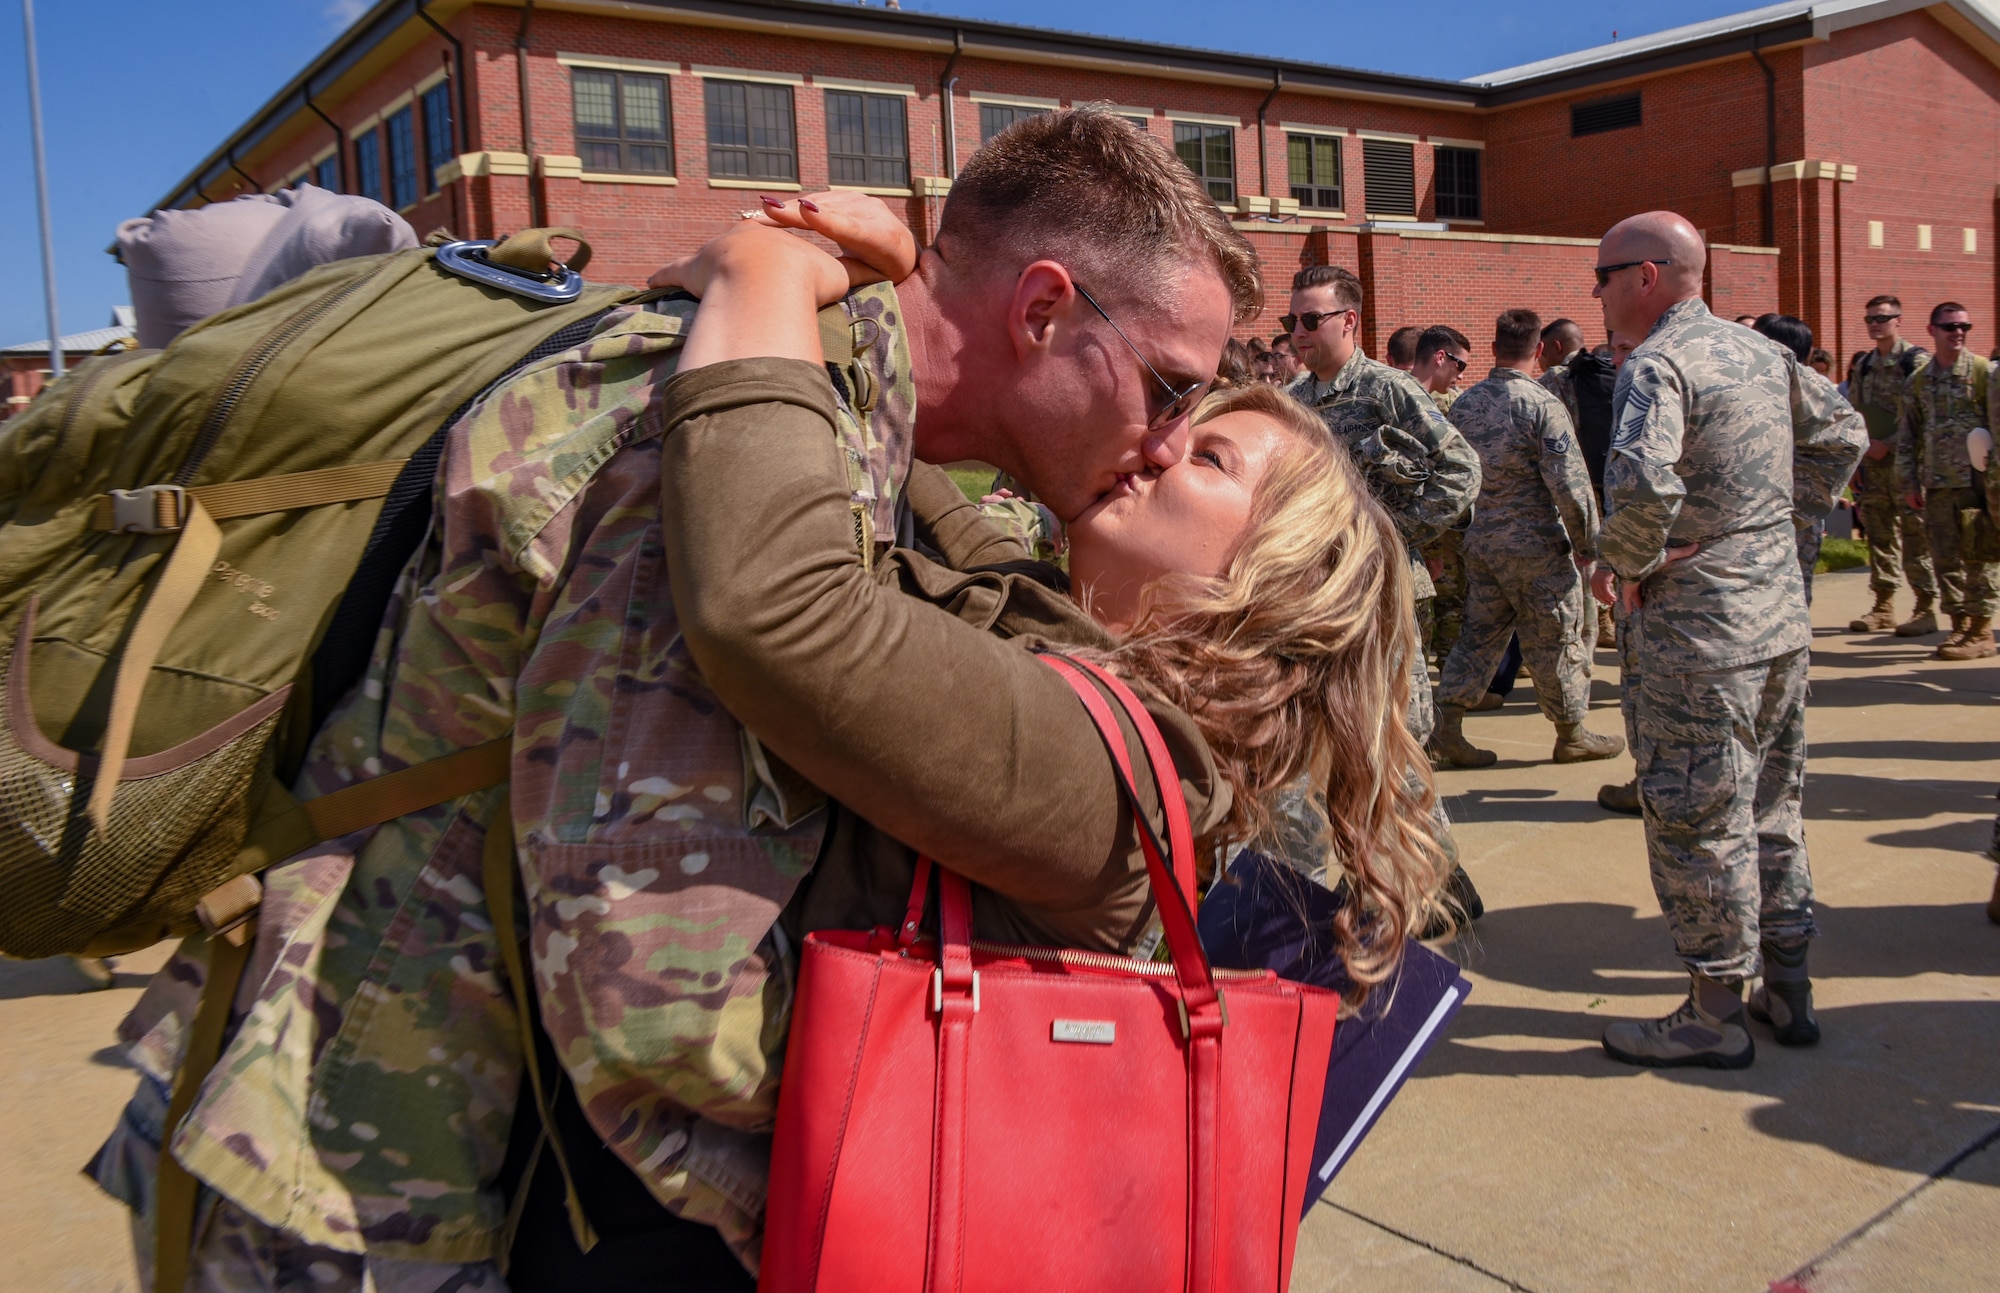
1588,212,1865,1070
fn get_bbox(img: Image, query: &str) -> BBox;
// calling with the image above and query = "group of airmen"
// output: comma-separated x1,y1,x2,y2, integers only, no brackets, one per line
1278,211,1894,1070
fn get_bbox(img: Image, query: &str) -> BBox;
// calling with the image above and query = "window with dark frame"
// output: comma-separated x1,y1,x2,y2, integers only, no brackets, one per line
314,154,340,193
1571,93,1642,137
1173,122,1236,204
575,69,673,175
421,81,453,193
386,105,419,209
706,79,796,181
1122,114,1152,133
1287,133,1341,210
1434,146,1481,221
978,102,1048,143
1361,138,1415,217
354,127,383,204
825,90,909,189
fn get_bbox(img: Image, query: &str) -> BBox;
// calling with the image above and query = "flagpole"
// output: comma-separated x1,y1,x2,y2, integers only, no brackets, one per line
22,0,63,377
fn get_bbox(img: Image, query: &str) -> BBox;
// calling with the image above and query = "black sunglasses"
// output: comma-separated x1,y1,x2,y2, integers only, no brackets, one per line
1072,282,1209,431
1864,314,1901,325
1936,321,1974,333
1593,258,1672,287
1279,309,1353,333
1441,353,1469,373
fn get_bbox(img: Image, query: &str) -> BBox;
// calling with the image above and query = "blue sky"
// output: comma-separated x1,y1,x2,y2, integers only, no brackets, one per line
0,0,1751,345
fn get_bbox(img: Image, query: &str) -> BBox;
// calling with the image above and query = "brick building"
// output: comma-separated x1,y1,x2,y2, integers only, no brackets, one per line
152,0,2000,364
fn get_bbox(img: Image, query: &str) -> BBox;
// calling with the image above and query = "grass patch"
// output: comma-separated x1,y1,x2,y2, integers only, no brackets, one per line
945,465,997,502
1817,537,1867,574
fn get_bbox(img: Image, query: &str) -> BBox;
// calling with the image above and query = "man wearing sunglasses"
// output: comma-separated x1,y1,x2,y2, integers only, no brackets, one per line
1894,302,1997,659
1587,211,1864,1073
1845,295,1938,635
1408,325,1475,665
1411,324,1474,415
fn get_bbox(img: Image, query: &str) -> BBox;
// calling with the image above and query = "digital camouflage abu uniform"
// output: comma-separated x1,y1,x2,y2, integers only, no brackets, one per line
1603,300,1864,981
1894,350,1997,619
1420,387,1468,661
1437,368,1599,724
90,287,918,1288
1848,341,1936,599
1288,352,1481,743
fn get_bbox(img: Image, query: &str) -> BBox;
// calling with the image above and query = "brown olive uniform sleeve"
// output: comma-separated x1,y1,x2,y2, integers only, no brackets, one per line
903,459,1034,569
657,357,1225,912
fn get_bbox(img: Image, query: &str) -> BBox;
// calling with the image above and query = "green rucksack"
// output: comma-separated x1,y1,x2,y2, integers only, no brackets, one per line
0,226,641,960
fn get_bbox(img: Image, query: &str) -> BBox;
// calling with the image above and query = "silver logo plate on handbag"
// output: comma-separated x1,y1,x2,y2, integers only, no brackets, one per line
1051,1020,1116,1044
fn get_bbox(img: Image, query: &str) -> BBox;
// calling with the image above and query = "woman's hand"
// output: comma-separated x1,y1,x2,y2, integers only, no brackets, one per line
649,190,917,302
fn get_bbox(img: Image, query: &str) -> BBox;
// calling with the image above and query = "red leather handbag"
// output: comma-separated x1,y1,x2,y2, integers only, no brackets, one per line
760,655,1339,1292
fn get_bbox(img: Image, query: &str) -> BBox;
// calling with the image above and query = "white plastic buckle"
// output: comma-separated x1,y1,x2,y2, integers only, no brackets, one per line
931,967,980,1013
105,484,187,534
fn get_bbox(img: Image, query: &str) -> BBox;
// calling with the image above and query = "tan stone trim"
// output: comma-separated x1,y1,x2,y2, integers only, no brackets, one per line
1228,221,1322,236
581,172,678,186
310,144,336,166
415,67,449,96
913,175,953,197
692,64,803,86
1707,242,1781,255
814,76,917,97
350,112,382,138
1394,228,1602,247
538,154,584,179
1840,163,1858,182
379,90,414,120
1731,166,1767,188
439,151,531,182
1165,109,1244,128
1768,159,1856,183
1427,136,1485,150
967,91,1060,109
709,177,801,190
831,184,915,196
1965,227,1979,254
1279,122,1349,137
1918,224,1933,251
1442,217,1487,227
1356,129,1420,143
1869,220,1885,248
559,51,683,74
1364,212,1421,222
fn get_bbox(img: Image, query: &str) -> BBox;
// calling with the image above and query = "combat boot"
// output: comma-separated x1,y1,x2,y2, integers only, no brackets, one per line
1937,616,1996,660
1429,705,1496,768
1468,691,1505,712
1596,605,1616,648
1602,974,1755,1070
1746,941,1819,1046
1597,779,1642,815
1553,721,1624,763
1847,588,1898,633
1893,593,1939,637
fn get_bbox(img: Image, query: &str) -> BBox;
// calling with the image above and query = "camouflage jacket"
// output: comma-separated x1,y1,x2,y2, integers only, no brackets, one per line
95,287,917,1266
1448,367,1598,562
1287,350,1481,599
1850,339,1923,442
1896,349,1990,491
1539,362,1579,428
1602,298,1865,672
1430,387,1458,415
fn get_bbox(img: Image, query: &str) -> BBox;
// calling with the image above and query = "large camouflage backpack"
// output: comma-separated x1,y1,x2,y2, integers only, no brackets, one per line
0,226,641,960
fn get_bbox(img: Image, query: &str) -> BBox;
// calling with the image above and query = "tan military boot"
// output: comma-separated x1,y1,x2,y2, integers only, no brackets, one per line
1468,691,1505,712
1553,721,1624,763
1848,588,1898,633
1603,974,1755,1070
1430,705,1496,768
1938,616,1996,660
1597,779,1642,815
1894,593,1939,637
1936,614,1969,650
1596,605,1616,648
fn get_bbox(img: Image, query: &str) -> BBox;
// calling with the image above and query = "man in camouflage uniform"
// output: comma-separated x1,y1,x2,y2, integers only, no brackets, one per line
1536,317,1585,379
1283,266,1481,745
1410,325,1474,663
92,109,1256,1290
1895,301,1997,659
1432,308,1622,768
1541,320,1621,652
1588,212,1864,1070
1845,295,1937,634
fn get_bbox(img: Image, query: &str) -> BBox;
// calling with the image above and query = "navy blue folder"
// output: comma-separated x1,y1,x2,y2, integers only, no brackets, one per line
1198,850,1471,1210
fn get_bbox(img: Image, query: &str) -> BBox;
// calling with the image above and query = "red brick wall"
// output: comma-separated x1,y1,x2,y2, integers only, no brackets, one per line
1706,245,1781,323
1352,231,1605,357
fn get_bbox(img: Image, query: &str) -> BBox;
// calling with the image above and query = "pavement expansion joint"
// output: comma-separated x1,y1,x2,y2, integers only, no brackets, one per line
1321,1201,1539,1292
1777,1115,2000,1288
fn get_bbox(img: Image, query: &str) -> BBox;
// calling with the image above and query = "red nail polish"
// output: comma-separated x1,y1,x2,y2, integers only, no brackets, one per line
798,199,821,213
760,195,786,207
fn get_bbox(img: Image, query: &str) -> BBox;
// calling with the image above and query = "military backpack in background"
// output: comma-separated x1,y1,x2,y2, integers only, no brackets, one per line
0,227,640,960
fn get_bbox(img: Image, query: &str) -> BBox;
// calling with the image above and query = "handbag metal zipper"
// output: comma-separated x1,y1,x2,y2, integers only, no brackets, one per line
959,938,1269,982
172,256,400,487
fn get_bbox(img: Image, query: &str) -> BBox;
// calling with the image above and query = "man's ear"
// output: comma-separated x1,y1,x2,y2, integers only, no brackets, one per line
1008,261,1075,360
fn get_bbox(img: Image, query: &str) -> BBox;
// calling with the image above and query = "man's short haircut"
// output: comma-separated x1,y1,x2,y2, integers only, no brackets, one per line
938,105,1261,322
1386,325,1422,367
1417,324,1471,359
1540,317,1582,346
1865,294,1902,311
1291,264,1364,313
1931,300,1970,324
1494,309,1541,358
1809,348,1833,368
1753,313,1814,363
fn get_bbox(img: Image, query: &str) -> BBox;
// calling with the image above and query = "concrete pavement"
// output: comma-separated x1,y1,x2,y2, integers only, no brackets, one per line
0,569,1993,1291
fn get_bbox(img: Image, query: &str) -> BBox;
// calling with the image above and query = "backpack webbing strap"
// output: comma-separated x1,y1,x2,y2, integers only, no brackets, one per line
153,929,250,1293
483,791,600,1259
150,739,514,1290
88,500,223,832
89,459,410,533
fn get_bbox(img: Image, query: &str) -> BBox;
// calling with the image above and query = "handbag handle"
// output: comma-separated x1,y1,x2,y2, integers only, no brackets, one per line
906,653,1222,1030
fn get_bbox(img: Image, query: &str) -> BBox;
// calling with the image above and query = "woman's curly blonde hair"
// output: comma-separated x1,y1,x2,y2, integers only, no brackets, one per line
1094,382,1450,1002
